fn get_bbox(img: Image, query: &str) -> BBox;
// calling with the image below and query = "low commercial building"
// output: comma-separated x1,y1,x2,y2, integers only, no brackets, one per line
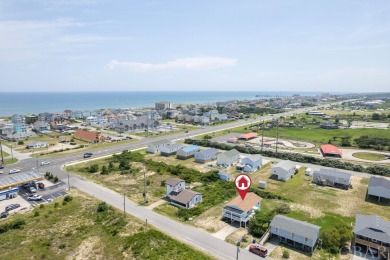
270,215,321,253
367,176,390,202
0,171,44,201
222,192,261,227
320,144,342,158
312,168,352,189
352,214,390,259
239,132,258,140
271,160,296,181
26,141,48,149
0,187,19,201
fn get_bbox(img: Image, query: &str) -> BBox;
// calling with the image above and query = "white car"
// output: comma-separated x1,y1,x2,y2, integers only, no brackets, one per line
9,169,21,174
40,161,50,166
27,194,43,201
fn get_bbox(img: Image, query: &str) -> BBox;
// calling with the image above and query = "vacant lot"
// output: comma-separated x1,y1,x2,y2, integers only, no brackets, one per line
353,152,388,161
0,190,212,260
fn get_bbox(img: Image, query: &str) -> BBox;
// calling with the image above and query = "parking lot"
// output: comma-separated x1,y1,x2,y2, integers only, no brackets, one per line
0,181,68,218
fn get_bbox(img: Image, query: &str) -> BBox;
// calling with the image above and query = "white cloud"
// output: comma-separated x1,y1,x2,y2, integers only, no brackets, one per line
106,57,237,71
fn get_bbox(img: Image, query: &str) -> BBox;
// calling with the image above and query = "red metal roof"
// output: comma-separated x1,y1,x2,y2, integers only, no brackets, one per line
74,129,100,142
320,144,342,155
240,132,258,139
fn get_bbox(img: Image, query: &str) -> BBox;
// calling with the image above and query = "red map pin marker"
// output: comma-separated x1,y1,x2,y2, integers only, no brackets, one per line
235,174,252,200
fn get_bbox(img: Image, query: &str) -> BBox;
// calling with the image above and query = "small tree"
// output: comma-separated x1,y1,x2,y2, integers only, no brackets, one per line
101,165,108,175
160,180,166,187
97,202,108,212
53,176,59,183
282,250,290,259
88,164,99,173
108,161,114,172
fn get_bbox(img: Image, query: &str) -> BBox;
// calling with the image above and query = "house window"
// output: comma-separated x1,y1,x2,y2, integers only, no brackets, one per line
292,233,295,239
305,237,308,242
275,228,278,233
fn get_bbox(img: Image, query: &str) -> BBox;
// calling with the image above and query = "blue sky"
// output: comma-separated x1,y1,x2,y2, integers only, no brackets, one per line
0,0,389,92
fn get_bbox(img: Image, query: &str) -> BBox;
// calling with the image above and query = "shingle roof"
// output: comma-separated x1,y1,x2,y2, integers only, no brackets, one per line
368,176,390,190
166,178,184,186
221,149,240,158
314,168,352,181
320,144,342,155
225,192,262,212
171,189,201,204
273,160,296,171
242,154,262,162
270,215,320,241
150,139,170,146
354,214,390,243
240,132,258,139
196,148,218,157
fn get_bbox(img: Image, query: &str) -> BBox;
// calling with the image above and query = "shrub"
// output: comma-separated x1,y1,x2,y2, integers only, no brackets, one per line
101,165,108,175
34,211,40,217
282,250,290,259
160,180,166,187
97,202,108,212
88,164,99,173
17,141,24,145
59,243,66,249
53,176,59,183
63,195,73,202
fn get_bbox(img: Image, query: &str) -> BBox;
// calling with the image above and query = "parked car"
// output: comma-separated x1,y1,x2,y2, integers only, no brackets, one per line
22,183,31,189
27,186,37,193
0,171,3,174
35,181,45,189
27,194,43,201
9,169,21,174
83,152,93,158
249,244,268,257
0,164,4,169
0,211,9,218
5,203,21,212
40,161,50,166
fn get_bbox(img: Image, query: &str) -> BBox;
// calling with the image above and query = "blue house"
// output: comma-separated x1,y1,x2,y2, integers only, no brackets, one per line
222,192,262,227
236,154,262,173
13,123,28,134
176,145,200,159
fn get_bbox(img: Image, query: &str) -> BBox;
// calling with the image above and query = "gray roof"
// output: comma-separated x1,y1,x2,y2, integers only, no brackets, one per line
166,178,184,186
314,168,352,181
150,139,170,146
273,160,296,171
171,189,201,204
270,215,320,241
222,149,240,158
242,154,262,162
0,171,44,189
368,176,390,191
196,148,218,157
162,143,183,150
354,214,390,243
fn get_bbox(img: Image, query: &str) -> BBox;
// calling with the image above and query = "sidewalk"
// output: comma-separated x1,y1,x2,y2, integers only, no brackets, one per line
1,145,30,160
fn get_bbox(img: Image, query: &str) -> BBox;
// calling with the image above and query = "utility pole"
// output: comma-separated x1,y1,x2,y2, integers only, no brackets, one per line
261,120,264,152
65,164,70,191
143,162,148,204
36,154,39,173
146,111,149,137
275,120,279,154
236,239,241,260
123,193,126,217
11,145,13,162
0,137,4,164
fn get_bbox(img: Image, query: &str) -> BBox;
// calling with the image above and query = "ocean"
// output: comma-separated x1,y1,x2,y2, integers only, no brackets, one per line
0,91,321,117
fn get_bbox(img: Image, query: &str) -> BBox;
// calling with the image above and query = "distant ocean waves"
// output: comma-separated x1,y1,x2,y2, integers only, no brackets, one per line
0,91,320,116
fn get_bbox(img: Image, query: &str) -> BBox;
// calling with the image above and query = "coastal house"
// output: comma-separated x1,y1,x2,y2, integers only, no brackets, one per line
312,168,352,189
160,143,183,156
25,114,38,124
367,176,390,202
194,148,218,163
222,192,262,227
33,121,50,132
26,141,48,149
155,101,172,110
86,116,98,126
176,145,200,159
0,124,13,137
270,215,321,253
13,123,28,134
217,149,240,167
111,117,159,132
166,178,186,198
271,160,297,181
166,178,202,209
352,214,390,259
11,114,25,124
236,154,262,173
147,139,170,154
74,129,102,143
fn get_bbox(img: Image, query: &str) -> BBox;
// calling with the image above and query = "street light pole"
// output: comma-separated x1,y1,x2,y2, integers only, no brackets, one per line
0,137,4,164
65,164,70,191
123,193,126,217
11,145,13,162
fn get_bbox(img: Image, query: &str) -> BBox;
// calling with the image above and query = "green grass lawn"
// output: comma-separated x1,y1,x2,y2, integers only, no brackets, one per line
135,125,199,138
352,152,388,161
0,192,213,260
0,151,10,157
3,158,19,165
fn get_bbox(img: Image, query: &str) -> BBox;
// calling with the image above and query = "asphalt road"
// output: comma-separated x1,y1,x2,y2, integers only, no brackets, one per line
2,102,342,260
